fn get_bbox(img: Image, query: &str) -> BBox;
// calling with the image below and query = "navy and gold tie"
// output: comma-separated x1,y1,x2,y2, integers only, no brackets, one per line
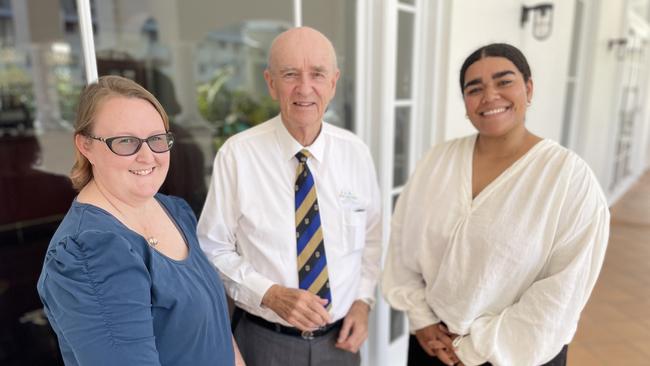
294,149,332,310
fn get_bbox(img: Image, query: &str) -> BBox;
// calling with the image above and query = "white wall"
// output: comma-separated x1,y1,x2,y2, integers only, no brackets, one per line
577,0,625,192
443,0,522,140
521,0,576,142
442,0,575,142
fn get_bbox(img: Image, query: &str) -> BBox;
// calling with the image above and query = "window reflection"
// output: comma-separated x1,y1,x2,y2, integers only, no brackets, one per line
92,1,292,216
393,106,411,187
1,0,81,364
1,1,360,363
303,0,357,131
395,10,414,100
390,307,406,343
0,134,75,227
196,20,286,151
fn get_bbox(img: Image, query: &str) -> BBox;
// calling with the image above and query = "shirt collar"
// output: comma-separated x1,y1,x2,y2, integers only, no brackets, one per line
273,115,326,163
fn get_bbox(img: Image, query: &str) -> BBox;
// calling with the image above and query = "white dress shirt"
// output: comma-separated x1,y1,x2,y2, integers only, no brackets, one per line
382,135,609,366
198,115,382,325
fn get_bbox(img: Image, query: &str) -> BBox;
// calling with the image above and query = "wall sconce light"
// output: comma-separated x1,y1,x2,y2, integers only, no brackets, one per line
608,38,628,60
520,3,554,41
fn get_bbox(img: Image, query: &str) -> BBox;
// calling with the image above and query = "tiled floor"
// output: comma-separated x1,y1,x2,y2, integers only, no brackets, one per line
568,171,650,365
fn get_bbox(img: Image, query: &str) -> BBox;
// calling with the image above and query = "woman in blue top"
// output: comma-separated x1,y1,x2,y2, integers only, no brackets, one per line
37,75,243,366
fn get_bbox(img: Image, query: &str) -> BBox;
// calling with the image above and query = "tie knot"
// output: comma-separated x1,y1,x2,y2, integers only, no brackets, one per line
295,149,311,163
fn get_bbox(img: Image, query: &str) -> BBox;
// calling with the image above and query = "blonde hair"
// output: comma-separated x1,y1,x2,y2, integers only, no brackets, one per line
70,75,170,190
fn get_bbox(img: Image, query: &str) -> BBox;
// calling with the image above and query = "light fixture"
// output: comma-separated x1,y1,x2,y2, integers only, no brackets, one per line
520,3,554,41
608,38,628,60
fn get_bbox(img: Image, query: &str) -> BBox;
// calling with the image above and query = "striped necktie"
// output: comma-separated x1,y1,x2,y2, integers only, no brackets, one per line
294,149,332,310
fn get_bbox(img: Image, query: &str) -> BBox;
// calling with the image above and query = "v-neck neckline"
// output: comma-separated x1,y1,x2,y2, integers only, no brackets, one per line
466,134,548,209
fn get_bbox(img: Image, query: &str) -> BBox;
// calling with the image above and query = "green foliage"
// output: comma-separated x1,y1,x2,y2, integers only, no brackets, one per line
0,64,35,117
197,67,233,123
197,67,278,151
54,69,83,124
0,60,82,127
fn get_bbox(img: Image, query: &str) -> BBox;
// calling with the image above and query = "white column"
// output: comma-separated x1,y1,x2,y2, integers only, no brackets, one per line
168,41,204,126
11,0,64,132
76,0,98,83
28,44,63,131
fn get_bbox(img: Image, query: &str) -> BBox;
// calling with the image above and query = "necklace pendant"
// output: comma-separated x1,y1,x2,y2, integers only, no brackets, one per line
147,237,159,247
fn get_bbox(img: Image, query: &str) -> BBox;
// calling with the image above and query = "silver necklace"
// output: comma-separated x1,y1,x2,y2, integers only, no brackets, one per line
94,181,159,247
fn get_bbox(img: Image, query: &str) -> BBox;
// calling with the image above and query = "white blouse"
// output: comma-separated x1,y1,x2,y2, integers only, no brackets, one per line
382,135,609,366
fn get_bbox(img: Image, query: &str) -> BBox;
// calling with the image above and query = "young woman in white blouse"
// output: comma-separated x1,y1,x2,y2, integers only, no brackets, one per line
382,43,609,366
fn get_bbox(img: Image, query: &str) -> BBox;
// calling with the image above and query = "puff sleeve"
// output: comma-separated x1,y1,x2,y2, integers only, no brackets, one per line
38,230,160,366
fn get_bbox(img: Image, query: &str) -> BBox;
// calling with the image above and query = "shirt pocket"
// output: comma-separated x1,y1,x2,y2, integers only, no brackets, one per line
341,202,367,253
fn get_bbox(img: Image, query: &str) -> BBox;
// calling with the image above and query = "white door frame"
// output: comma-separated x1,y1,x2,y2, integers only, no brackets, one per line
362,1,447,365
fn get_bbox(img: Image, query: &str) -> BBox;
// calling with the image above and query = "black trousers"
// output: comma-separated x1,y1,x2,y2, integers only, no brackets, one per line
407,335,568,366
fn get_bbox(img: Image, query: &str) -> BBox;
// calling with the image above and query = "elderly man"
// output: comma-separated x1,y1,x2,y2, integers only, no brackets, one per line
198,27,382,366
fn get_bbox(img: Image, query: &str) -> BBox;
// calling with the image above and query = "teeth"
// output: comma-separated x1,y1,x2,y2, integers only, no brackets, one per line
130,168,153,176
482,107,507,116
295,102,313,106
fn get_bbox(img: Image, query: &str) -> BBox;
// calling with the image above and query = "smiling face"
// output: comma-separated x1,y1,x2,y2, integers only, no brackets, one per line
462,56,533,138
77,96,169,203
264,27,339,138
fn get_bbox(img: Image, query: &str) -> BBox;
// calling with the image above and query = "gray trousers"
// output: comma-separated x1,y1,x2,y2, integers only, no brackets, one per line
234,314,360,366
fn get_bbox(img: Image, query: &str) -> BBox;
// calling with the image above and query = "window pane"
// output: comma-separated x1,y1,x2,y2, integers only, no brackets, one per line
92,0,292,216
395,11,414,99
1,0,83,363
303,0,356,131
393,107,411,187
391,193,400,212
390,307,405,342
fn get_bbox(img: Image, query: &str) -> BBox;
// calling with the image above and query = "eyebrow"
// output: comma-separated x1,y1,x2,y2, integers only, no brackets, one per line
277,65,329,74
493,70,515,79
463,78,482,90
110,130,167,137
463,70,516,90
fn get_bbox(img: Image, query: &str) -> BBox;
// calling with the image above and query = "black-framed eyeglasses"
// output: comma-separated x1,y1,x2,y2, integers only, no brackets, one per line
85,132,175,156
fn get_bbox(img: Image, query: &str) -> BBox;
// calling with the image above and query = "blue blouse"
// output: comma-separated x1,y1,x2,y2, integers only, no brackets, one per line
37,194,235,366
